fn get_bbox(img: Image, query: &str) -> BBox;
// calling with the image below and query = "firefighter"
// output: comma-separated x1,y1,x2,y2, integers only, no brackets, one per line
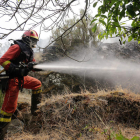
0,30,42,139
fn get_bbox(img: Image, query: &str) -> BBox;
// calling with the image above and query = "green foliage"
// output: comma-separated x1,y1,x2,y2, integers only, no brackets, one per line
93,2,98,7
115,135,140,140
52,9,101,52
131,136,140,140
92,23,97,33
92,0,140,43
79,125,140,140
115,134,129,140
100,127,140,140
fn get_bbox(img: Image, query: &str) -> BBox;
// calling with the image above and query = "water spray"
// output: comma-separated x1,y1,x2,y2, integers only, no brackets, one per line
33,56,140,93
33,58,140,74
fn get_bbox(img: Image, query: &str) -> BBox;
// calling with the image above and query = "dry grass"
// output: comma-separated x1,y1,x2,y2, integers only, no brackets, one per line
7,88,140,140
6,131,69,140
18,92,31,104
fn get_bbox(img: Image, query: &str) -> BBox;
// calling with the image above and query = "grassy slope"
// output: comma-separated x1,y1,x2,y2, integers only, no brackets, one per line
7,88,140,140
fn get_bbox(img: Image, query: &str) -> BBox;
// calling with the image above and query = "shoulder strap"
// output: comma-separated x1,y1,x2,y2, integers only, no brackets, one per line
8,39,15,46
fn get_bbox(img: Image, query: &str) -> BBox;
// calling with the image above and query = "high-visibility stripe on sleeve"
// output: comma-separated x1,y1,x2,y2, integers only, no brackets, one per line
0,110,12,116
2,60,11,68
0,117,11,122
32,87,42,94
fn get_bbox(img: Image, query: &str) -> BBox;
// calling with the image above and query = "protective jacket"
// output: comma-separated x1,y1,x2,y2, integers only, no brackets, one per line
0,40,35,71
11,40,34,65
0,40,41,120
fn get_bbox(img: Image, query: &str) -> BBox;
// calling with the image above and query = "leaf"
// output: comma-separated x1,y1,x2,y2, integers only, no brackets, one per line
120,23,126,25
113,17,118,23
131,20,136,27
100,15,107,18
127,4,136,17
123,40,126,44
116,1,121,8
84,125,89,129
109,0,116,7
119,9,125,21
100,6,106,14
92,23,97,33
95,14,101,18
114,8,119,16
131,136,140,140
128,36,133,42
123,34,126,38
98,6,102,15
99,19,106,26
104,129,108,133
115,134,129,140
91,19,97,25
93,2,98,7
113,22,120,27
89,128,94,132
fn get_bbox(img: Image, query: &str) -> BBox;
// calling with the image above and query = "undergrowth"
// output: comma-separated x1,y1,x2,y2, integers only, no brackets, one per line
5,89,140,139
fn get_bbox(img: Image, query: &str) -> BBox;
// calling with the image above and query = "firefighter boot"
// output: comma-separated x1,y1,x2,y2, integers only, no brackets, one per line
0,122,10,140
31,87,42,116
0,110,12,140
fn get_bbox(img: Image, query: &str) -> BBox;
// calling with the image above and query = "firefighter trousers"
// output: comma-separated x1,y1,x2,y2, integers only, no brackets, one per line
1,75,41,114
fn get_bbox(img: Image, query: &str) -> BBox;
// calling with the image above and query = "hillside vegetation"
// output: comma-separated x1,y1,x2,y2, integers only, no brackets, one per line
5,88,140,140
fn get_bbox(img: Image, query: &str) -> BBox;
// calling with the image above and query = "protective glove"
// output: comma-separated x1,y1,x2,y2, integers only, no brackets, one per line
8,63,29,77
20,68,30,76
28,62,37,71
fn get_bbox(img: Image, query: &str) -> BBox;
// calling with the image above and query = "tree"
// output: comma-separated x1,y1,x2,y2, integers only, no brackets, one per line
0,0,92,40
0,0,98,54
51,9,101,53
92,0,140,44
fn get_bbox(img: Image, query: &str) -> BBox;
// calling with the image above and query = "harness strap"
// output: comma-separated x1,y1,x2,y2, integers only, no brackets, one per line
18,77,24,92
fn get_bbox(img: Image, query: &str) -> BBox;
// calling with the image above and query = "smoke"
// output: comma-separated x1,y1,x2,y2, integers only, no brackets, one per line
34,45,140,93
34,52,43,63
